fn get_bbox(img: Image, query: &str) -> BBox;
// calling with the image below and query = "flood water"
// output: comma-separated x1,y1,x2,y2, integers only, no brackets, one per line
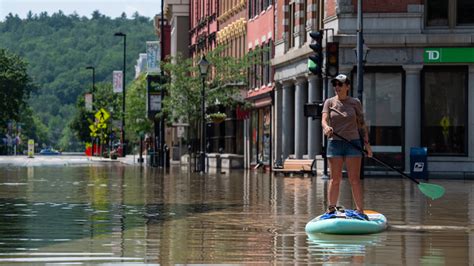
0,164,472,264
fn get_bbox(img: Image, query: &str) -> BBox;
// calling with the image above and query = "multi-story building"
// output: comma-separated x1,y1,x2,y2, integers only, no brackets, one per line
326,0,474,174
246,0,274,169
164,0,190,59
190,0,218,58
273,0,322,165
271,0,474,175
163,0,191,161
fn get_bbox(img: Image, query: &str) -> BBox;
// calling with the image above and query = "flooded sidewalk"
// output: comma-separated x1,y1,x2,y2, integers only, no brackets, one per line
0,162,472,264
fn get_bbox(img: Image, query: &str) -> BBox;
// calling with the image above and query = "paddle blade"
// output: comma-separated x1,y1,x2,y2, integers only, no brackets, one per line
417,182,445,200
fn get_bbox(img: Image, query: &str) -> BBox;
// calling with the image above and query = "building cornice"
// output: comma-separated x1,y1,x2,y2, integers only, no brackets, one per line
217,18,247,44
218,0,246,23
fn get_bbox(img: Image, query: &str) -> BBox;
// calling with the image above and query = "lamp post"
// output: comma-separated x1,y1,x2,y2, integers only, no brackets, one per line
114,32,127,157
85,66,96,156
198,55,210,173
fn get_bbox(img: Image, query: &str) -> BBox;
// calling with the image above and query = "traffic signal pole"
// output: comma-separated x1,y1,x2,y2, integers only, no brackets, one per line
357,0,366,179
309,28,338,180
322,28,334,180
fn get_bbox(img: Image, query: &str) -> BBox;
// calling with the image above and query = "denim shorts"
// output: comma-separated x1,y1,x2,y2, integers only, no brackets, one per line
327,139,363,158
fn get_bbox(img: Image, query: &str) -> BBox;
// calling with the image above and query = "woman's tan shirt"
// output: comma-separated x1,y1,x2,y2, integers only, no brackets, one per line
322,96,366,141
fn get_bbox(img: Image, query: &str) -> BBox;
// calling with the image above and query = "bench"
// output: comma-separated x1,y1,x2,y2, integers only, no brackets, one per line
273,159,316,176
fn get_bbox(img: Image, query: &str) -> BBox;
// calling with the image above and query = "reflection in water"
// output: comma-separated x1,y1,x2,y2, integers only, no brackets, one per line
0,164,471,264
306,232,386,264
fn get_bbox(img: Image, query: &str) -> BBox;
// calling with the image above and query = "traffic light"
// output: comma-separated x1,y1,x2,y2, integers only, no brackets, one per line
326,42,339,77
308,30,324,75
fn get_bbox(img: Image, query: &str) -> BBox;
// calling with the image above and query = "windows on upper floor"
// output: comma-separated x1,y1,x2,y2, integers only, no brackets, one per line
248,0,273,19
426,0,474,27
288,3,295,49
249,41,273,89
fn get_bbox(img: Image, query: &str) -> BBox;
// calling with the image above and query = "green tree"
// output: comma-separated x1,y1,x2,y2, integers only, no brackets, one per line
0,48,34,127
125,74,153,143
69,83,121,145
161,46,264,138
0,11,155,151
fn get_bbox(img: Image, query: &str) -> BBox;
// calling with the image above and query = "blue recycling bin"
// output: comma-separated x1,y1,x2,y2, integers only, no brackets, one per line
410,147,428,179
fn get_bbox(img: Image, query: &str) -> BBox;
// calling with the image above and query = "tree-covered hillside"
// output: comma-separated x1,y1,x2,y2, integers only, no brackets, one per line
0,10,156,150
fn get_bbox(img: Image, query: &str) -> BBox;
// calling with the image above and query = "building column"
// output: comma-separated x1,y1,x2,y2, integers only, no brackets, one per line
295,77,308,159
308,74,322,158
282,81,295,159
273,84,283,163
403,65,423,171
469,66,474,168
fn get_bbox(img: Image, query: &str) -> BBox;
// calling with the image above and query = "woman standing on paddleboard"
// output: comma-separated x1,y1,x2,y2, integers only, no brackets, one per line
321,74,373,220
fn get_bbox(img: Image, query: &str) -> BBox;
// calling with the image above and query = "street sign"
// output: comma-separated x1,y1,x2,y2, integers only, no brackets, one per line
89,124,97,132
146,41,161,74
113,71,123,93
149,94,162,111
424,47,474,63
28,139,34,158
97,122,107,129
95,108,110,123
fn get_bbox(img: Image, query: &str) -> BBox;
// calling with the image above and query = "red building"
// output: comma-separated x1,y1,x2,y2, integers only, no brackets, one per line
246,1,274,169
190,0,218,59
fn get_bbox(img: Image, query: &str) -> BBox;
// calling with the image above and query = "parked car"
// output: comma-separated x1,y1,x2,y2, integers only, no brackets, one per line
39,148,61,155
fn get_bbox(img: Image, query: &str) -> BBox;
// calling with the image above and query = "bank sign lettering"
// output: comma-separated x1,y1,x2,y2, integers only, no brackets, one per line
424,47,474,63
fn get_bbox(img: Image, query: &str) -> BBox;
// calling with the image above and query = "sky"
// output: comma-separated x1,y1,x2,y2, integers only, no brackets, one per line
0,0,162,21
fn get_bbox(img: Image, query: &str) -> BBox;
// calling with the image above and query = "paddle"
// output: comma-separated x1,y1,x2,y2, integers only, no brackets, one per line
330,131,445,200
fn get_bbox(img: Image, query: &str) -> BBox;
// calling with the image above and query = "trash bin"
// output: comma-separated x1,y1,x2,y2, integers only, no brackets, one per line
410,147,428,179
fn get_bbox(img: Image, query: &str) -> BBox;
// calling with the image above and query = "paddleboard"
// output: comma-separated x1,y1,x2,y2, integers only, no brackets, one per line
305,210,387,235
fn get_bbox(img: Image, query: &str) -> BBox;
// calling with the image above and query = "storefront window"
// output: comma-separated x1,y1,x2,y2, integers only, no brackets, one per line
353,70,404,169
422,67,467,156
250,106,272,165
262,107,271,164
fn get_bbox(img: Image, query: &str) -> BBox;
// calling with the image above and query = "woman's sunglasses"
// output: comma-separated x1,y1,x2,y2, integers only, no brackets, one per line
332,81,344,87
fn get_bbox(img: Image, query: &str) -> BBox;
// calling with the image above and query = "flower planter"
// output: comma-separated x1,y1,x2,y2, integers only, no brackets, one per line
207,113,227,124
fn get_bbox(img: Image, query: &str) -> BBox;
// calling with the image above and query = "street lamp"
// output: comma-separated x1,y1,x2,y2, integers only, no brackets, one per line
198,55,210,173
114,32,127,156
353,44,370,64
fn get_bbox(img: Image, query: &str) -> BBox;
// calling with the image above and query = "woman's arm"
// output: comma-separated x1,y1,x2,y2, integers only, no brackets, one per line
321,112,333,137
355,100,373,157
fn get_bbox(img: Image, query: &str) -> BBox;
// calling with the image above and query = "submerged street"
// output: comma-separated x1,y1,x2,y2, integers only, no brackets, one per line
0,156,472,264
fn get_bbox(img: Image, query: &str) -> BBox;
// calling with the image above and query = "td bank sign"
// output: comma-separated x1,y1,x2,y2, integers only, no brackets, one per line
424,47,474,63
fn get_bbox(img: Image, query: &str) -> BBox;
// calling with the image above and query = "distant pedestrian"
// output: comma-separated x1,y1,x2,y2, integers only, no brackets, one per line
320,74,372,220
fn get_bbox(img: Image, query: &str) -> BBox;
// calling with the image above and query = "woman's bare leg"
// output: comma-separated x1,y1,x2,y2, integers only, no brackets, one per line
345,157,364,212
328,157,344,208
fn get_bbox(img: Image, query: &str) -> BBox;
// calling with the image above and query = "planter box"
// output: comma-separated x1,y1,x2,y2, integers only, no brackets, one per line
220,153,244,169
207,153,221,168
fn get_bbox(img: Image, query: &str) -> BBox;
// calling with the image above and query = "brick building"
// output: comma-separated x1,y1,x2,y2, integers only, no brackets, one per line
272,0,474,175
273,0,322,165
246,1,274,169
174,0,474,175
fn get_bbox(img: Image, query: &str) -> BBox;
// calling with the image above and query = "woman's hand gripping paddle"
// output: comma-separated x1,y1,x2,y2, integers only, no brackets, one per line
330,131,445,200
